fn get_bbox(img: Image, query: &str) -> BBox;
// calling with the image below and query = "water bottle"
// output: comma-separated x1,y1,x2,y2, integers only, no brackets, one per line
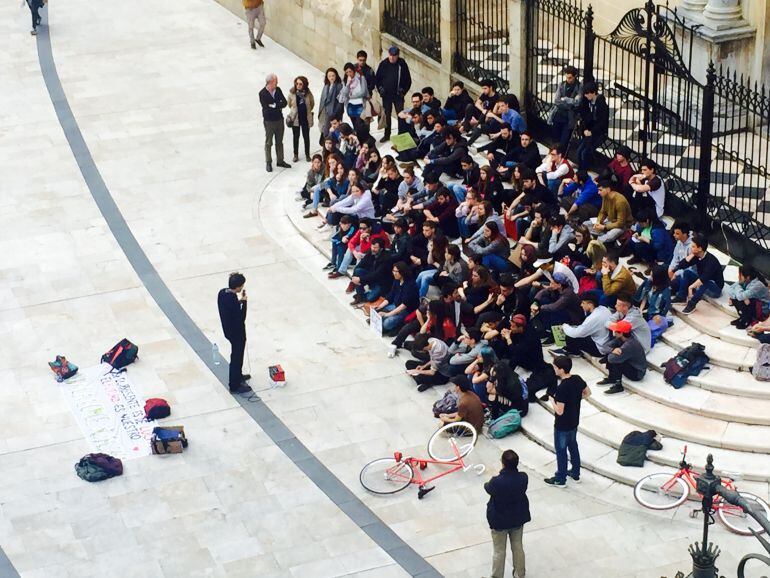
212,342,220,365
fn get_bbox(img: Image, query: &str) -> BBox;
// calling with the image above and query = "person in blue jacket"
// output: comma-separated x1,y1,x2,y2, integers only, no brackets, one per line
628,208,674,266
485,450,531,578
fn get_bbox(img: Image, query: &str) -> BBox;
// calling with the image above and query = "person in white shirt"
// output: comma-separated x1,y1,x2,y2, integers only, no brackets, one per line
552,291,611,357
536,145,574,197
629,159,665,218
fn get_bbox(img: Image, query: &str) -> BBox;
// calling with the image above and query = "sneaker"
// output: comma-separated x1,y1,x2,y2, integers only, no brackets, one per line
730,318,741,326
256,39,264,47
322,262,334,270
387,344,397,358
596,377,616,386
538,393,550,402
379,135,390,143
230,384,252,394
276,161,292,169
544,476,566,488
735,319,750,330
570,474,582,483
241,374,251,381
316,222,328,230
604,383,625,395
417,383,434,392
31,28,37,35
302,210,318,218
682,301,696,315
671,295,686,304
549,347,569,356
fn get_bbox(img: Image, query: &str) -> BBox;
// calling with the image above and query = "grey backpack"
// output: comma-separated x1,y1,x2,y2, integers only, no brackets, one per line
752,344,770,381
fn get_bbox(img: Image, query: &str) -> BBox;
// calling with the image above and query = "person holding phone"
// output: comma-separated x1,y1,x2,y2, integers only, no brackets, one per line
217,273,252,394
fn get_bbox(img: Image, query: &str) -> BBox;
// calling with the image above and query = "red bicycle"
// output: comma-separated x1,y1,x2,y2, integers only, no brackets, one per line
634,445,770,535
359,422,486,499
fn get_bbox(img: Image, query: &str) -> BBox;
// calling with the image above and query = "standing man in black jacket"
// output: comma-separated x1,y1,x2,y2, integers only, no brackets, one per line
217,273,252,394
259,73,290,173
376,46,412,143
576,81,609,170
485,450,530,578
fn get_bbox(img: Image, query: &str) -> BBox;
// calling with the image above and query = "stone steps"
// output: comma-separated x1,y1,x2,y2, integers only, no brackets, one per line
647,343,770,399
660,317,757,371
522,402,770,491
670,301,758,348
554,349,770,426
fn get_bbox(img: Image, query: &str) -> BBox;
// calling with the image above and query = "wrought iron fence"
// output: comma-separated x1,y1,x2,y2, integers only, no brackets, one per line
454,0,510,93
382,0,442,62
708,66,770,247
524,0,770,255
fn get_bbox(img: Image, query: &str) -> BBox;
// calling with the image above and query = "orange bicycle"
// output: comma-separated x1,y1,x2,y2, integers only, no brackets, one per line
634,445,770,535
359,422,486,499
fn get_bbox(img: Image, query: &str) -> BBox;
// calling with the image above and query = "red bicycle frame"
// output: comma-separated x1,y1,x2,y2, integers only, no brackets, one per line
387,439,481,498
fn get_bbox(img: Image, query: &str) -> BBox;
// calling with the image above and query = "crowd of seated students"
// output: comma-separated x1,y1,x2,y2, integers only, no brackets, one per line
295,60,770,430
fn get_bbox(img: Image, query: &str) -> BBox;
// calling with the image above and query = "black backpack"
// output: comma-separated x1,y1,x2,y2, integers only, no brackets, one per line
75,453,124,482
102,338,139,370
661,343,709,389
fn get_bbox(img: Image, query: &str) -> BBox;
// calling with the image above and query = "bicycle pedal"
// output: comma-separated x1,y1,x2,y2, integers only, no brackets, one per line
417,486,436,500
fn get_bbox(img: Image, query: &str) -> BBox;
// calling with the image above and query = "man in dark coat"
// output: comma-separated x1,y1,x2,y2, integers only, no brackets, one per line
217,272,252,394
259,73,290,173
576,81,609,170
376,46,412,142
485,450,530,578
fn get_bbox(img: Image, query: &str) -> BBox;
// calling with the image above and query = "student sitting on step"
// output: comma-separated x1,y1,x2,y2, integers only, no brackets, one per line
727,265,770,330
597,319,647,395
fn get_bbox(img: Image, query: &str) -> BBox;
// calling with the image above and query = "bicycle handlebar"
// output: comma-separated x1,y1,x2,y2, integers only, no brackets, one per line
715,485,770,537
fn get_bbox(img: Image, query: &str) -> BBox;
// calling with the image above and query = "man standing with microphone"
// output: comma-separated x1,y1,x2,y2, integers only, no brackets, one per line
217,273,252,394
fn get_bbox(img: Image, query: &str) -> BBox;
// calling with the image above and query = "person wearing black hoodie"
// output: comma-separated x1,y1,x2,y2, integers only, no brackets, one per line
442,81,474,125
422,127,469,181
217,273,252,394
501,314,557,401
376,46,412,142
485,450,530,578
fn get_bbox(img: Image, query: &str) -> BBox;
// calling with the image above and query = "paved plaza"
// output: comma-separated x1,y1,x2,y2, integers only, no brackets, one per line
0,0,766,576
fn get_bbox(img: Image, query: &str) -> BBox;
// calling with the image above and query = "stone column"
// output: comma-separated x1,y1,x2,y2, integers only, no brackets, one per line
369,0,384,59
679,0,708,14
439,0,458,91
508,0,528,100
703,0,744,26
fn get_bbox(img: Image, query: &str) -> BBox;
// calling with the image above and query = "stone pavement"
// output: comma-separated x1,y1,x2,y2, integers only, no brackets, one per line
0,0,765,576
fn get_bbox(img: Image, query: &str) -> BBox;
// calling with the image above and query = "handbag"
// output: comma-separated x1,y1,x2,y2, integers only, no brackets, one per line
285,114,295,127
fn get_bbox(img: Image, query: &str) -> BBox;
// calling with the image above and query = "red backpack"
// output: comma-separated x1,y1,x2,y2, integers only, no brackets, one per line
144,398,171,421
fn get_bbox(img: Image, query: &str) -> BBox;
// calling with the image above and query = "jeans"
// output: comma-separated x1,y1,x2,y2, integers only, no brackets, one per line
472,379,489,403
354,281,383,302
451,183,468,203
417,269,438,298
554,427,580,482
547,178,561,198
631,239,657,263
481,253,513,273
577,133,605,170
491,526,526,578
336,248,356,274
380,304,409,333
347,103,369,142
607,360,645,382
331,238,347,270
565,335,600,356
672,268,722,304
458,215,474,239
28,0,43,29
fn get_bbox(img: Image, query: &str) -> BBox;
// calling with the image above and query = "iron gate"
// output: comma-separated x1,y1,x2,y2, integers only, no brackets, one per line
454,0,510,92
525,0,707,209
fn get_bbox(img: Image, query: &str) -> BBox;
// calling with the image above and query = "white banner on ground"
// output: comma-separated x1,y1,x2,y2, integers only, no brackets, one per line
59,364,153,459
370,307,383,336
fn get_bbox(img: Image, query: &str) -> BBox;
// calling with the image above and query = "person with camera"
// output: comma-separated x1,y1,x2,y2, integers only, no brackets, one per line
217,273,253,394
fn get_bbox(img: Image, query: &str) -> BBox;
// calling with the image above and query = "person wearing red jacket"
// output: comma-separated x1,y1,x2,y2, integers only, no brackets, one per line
328,218,390,279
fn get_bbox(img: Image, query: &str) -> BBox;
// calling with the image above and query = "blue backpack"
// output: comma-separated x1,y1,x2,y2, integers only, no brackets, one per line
662,343,709,389
487,409,522,439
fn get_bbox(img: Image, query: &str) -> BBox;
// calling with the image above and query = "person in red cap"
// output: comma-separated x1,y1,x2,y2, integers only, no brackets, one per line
598,319,647,395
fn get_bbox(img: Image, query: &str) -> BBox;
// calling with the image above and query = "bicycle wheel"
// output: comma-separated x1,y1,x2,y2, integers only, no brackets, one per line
717,492,770,536
359,458,414,495
633,473,689,510
427,421,477,462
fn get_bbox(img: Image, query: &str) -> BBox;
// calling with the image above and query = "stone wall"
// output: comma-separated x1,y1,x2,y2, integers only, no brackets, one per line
214,0,383,76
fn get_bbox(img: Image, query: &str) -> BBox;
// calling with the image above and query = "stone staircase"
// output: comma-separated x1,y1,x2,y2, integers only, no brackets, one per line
281,127,770,501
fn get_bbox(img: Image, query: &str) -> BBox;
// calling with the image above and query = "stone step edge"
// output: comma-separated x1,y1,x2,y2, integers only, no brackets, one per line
545,348,770,426
532,398,770,482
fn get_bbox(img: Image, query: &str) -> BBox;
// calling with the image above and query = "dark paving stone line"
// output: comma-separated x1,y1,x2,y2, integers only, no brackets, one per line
33,22,440,578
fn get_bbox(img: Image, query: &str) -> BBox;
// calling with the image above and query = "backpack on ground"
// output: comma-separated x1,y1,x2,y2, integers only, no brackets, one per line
75,453,123,482
102,338,139,370
752,344,770,381
144,398,171,421
432,391,459,417
48,355,78,382
661,342,709,389
151,426,188,454
617,429,662,467
487,409,522,439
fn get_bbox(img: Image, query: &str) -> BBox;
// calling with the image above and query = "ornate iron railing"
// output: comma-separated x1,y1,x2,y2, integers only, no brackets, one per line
383,0,442,62
454,0,510,93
